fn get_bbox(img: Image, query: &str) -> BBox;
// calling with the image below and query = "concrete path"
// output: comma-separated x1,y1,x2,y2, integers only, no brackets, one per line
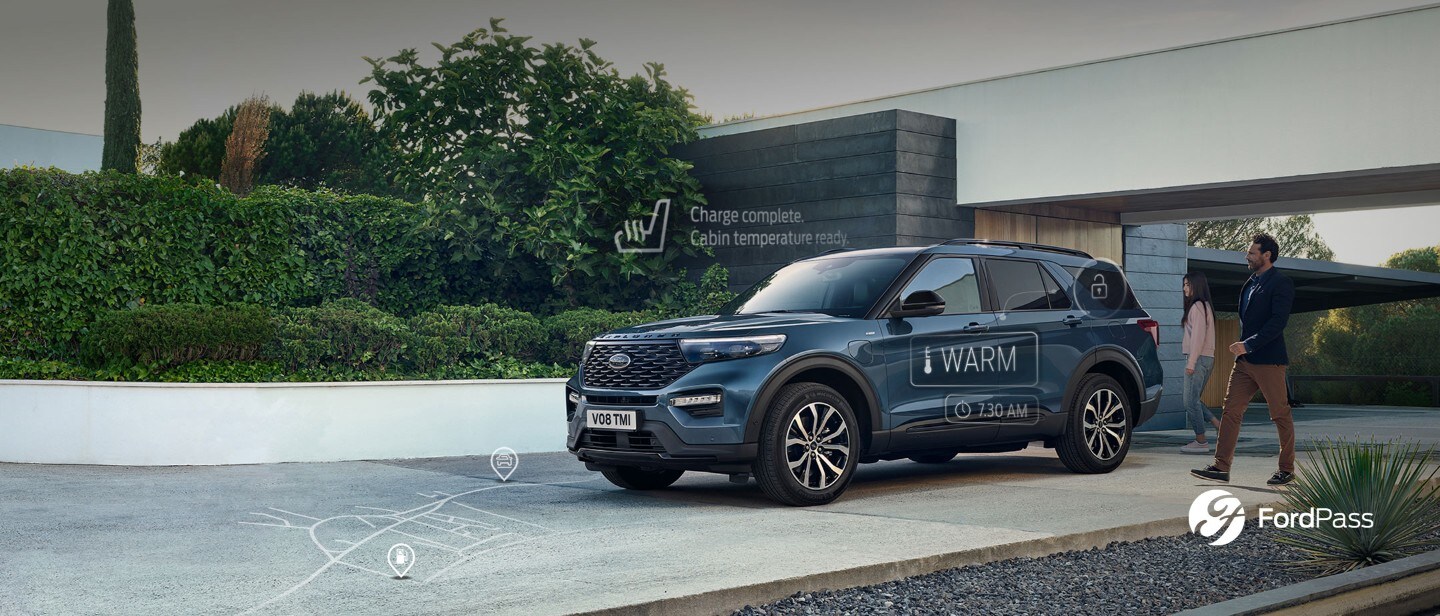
3,406,1436,616
1136,404,1440,454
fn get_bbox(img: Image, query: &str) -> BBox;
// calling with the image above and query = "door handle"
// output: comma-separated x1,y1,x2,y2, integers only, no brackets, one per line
1062,315,1083,326
962,323,990,333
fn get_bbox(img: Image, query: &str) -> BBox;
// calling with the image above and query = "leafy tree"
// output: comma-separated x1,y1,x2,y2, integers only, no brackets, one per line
1190,215,1335,370
136,137,166,175
1305,245,1440,404
159,110,236,179
1188,215,1335,261
102,0,141,173
362,18,709,311
160,92,400,196
259,91,394,194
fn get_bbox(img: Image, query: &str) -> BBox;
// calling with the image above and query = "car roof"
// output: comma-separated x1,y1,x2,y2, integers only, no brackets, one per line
800,242,1103,269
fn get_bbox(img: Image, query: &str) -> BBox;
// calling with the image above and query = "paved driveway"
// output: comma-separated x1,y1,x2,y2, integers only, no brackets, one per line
3,406,1436,615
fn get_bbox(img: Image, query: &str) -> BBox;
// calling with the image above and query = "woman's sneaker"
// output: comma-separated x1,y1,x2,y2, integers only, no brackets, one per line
1180,441,1212,454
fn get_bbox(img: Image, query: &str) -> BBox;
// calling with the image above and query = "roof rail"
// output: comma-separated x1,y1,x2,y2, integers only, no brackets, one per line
941,238,1092,259
787,247,853,264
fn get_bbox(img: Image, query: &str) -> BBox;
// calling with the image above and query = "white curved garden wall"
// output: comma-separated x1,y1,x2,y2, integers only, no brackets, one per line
0,379,569,465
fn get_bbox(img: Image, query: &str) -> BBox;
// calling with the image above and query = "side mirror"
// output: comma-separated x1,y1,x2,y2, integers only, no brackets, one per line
891,290,945,318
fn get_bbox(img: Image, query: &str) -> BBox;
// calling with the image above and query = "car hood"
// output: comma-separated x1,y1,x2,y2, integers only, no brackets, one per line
595,313,850,341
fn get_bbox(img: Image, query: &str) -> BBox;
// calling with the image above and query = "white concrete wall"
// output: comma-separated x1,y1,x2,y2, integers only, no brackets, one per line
702,6,1440,206
0,124,102,172
0,379,570,465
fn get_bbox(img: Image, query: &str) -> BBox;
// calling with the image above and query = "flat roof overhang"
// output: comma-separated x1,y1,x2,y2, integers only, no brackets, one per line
1187,246,1440,313
979,164,1440,225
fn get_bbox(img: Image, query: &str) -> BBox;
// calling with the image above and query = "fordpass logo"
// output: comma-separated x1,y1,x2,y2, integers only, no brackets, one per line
1189,489,1246,546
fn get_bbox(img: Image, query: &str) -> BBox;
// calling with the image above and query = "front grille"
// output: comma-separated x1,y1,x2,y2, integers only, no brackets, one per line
582,342,694,389
586,394,659,406
577,430,665,453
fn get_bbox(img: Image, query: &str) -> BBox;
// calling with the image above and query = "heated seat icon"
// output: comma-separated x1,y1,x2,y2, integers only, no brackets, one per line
614,199,670,254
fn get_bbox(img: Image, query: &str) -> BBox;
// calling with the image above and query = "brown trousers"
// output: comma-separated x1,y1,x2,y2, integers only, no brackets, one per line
1213,360,1295,473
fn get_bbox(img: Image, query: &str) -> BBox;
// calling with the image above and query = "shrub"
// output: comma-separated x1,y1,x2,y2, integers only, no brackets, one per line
1275,438,1440,574
653,263,736,318
154,360,287,383
423,356,573,380
266,298,413,372
408,304,546,362
81,303,272,368
0,356,96,380
543,308,654,364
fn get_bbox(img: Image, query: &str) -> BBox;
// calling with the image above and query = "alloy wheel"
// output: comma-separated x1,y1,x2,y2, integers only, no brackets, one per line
1082,388,1127,461
784,402,851,490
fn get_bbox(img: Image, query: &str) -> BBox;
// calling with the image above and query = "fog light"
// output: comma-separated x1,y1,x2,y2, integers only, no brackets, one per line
671,393,722,407
568,391,582,405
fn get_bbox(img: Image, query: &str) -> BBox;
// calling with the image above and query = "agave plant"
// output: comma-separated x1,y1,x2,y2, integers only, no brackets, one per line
1274,438,1440,575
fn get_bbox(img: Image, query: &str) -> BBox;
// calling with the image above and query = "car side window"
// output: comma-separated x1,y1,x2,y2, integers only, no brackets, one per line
987,259,1053,311
898,257,982,315
1041,266,1071,309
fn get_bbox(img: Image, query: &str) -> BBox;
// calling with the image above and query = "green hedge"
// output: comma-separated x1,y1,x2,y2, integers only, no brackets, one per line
2,298,689,382
544,308,656,364
267,298,416,372
81,303,271,368
408,303,547,362
0,169,447,358
250,185,443,314
0,169,304,356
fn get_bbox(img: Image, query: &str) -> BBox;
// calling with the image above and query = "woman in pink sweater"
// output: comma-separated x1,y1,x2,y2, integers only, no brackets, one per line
1180,272,1221,454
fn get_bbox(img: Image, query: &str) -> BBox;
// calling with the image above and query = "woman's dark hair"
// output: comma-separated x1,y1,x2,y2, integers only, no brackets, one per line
1182,271,1213,326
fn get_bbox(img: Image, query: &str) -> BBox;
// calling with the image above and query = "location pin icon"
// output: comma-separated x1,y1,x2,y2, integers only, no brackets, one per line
388,543,415,579
491,446,518,482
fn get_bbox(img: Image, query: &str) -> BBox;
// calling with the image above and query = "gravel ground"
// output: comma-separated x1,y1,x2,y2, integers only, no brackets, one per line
734,522,1313,616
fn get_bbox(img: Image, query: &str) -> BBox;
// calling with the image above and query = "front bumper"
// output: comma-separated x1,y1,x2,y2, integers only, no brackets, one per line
571,419,758,473
565,354,783,473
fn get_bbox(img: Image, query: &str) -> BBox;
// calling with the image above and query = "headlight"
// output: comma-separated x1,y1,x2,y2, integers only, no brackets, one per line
582,340,597,362
679,334,786,363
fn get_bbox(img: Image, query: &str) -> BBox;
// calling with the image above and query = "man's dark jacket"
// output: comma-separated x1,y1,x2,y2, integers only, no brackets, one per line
1237,266,1295,365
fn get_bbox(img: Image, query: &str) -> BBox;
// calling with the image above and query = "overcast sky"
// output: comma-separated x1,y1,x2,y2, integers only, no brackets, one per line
2,0,1436,265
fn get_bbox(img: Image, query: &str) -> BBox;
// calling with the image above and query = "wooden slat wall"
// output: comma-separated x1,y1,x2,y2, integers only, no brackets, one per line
975,210,1037,243
1201,318,1241,408
975,210,1124,265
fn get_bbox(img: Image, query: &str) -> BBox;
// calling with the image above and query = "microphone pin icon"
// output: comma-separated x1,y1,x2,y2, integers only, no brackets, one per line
388,543,415,579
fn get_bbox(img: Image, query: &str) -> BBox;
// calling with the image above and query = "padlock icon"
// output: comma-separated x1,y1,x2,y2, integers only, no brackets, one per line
1090,274,1108,300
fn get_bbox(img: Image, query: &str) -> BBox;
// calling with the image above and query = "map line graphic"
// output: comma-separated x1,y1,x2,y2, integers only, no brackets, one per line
237,477,600,614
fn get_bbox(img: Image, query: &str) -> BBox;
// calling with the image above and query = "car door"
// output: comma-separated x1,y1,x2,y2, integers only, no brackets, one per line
979,258,1085,441
879,255,1001,450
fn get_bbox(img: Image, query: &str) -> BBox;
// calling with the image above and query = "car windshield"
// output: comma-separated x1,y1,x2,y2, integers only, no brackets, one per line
721,254,913,317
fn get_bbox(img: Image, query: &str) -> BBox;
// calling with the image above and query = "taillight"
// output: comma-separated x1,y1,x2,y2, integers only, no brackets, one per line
1138,319,1160,346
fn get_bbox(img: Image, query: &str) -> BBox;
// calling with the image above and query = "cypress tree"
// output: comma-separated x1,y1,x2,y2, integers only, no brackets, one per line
102,0,141,173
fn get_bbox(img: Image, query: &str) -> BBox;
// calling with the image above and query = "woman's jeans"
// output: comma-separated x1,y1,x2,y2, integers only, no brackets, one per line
1185,355,1217,436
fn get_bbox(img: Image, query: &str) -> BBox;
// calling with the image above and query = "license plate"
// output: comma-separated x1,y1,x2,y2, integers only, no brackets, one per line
586,409,639,432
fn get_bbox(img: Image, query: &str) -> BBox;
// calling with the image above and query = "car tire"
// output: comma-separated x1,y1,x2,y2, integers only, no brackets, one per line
600,466,684,490
908,452,957,464
754,382,860,506
1056,373,1133,474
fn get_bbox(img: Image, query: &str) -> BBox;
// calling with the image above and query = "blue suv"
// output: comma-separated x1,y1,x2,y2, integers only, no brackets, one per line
566,240,1164,505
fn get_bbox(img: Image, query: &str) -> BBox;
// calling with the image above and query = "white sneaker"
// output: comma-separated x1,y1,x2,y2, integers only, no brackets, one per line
1180,441,1212,454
